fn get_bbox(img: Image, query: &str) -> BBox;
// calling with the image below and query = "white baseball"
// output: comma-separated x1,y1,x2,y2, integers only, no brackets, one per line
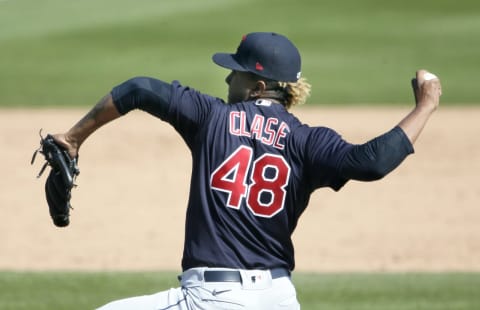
423,72,438,81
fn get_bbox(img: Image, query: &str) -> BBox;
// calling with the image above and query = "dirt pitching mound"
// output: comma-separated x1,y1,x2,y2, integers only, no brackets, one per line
1,106,479,271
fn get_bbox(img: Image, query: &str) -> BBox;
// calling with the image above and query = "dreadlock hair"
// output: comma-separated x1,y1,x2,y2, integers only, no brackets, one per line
249,73,311,109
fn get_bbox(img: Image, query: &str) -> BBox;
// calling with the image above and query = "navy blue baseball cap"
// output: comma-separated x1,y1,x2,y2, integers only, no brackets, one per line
212,32,302,82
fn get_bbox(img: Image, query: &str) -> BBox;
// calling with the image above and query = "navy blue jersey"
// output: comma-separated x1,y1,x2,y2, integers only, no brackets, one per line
112,78,413,271
158,81,353,271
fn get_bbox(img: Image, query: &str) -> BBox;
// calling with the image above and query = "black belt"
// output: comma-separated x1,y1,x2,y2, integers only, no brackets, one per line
203,268,290,283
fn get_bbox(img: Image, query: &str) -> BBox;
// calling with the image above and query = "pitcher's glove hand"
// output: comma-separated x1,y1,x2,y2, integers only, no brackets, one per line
32,132,80,227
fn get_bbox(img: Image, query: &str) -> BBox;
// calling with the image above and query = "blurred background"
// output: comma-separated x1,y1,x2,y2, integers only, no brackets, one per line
0,0,478,107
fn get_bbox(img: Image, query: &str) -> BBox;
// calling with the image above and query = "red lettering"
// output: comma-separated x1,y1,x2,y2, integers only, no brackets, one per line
211,147,290,218
239,111,250,137
229,113,289,150
211,146,252,209
262,118,278,145
229,111,240,135
250,115,264,140
273,122,289,150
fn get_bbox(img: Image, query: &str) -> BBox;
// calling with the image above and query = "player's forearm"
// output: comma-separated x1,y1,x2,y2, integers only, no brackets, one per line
397,105,436,145
65,94,121,149
399,70,441,145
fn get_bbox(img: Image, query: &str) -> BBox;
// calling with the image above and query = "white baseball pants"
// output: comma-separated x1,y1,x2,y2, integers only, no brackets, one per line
96,267,300,310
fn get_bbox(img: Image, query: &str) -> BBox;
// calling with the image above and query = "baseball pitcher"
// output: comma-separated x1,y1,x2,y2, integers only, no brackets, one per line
34,32,441,309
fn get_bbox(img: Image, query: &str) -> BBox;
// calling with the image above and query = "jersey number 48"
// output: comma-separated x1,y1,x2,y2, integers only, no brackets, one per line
211,146,291,218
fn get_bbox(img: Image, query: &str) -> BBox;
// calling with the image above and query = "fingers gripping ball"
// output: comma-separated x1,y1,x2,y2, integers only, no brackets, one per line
423,72,438,81
32,132,80,227
411,70,440,104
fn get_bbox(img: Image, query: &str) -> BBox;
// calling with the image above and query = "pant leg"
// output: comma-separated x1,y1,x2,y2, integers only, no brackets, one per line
96,287,189,310
180,268,300,310
269,277,301,310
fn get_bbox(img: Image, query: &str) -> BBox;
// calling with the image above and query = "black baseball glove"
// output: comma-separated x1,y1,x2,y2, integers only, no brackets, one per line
32,132,80,227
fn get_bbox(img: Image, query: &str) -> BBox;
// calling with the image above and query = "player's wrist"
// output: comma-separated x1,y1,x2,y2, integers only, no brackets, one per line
55,132,80,158
414,102,437,115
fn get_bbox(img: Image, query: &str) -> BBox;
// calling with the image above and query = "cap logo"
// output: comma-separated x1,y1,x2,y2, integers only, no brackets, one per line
242,34,247,41
255,62,264,71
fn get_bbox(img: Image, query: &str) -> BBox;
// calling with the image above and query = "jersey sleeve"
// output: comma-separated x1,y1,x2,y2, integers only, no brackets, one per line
304,127,354,191
163,81,226,147
338,126,414,181
111,76,172,119
111,78,226,148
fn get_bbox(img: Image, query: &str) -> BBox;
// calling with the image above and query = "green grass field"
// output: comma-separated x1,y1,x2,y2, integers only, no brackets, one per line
1,0,479,106
1,271,479,309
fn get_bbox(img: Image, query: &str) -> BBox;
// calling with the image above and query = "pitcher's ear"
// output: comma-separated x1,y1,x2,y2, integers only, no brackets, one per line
250,80,267,97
